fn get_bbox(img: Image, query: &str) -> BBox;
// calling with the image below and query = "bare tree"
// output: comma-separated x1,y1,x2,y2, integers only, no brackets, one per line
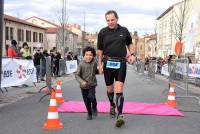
55,8,68,51
53,0,69,54
171,0,189,42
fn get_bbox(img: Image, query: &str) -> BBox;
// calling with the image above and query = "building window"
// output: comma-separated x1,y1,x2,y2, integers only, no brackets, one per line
17,29,24,41
6,27,9,40
33,32,38,42
39,33,43,43
148,46,151,51
26,30,31,42
32,19,37,25
10,27,13,40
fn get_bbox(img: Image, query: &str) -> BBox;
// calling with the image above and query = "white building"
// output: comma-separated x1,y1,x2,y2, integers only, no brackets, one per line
66,24,86,55
156,0,200,59
26,16,79,54
25,16,59,28
144,35,157,58
3,14,46,56
46,27,78,54
156,3,177,58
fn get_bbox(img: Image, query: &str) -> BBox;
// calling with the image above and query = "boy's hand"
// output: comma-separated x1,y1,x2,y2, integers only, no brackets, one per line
81,81,87,87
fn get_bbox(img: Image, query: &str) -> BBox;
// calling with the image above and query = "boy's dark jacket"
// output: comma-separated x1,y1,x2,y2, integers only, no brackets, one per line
75,59,98,89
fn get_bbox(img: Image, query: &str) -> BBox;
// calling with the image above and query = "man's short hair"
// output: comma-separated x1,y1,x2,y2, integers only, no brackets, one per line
105,10,118,19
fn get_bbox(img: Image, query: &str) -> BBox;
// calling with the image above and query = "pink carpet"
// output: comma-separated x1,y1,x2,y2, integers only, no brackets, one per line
58,101,184,116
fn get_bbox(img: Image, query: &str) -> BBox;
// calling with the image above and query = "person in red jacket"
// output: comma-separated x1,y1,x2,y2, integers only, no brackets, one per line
7,40,20,58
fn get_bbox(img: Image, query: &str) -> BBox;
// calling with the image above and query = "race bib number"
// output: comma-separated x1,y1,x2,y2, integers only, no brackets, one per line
106,60,121,69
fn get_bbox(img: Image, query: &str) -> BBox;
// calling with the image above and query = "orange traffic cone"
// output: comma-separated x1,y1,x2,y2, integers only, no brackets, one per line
166,82,177,107
55,80,64,104
43,91,64,129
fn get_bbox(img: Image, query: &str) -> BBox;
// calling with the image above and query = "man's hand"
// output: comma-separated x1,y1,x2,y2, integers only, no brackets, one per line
98,64,104,74
127,55,135,64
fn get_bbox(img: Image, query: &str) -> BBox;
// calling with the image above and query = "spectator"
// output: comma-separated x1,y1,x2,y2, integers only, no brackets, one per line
7,40,20,58
66,52,73,60
20,42,31,59
53,52,61,76
40,50,50,81
188,56,192,63
33,49,43,82
49,49,56,76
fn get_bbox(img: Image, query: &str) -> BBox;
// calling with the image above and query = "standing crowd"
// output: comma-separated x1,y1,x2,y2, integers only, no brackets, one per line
6,39,78,82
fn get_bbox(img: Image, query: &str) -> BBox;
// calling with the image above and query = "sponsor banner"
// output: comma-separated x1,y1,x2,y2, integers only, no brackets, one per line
66,60,77,74
161,64,169,76
188,64,200,78
175,62,187,75
161,63,200,78
1,58,37,88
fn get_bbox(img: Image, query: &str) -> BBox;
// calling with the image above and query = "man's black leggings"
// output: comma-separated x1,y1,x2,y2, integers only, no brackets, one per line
81,87,97,115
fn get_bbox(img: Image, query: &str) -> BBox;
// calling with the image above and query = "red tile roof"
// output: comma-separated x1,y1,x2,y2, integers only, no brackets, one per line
144,34,157,39
46,27,58,33
4,14,46,30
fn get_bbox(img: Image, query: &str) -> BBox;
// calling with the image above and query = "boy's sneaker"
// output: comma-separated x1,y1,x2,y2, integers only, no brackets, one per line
115,115,125,127
86,114,92,120
92,107,98,117
110,104,116,118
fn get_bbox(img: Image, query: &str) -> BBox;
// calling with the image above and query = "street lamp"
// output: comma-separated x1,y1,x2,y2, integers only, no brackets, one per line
0,0,4,88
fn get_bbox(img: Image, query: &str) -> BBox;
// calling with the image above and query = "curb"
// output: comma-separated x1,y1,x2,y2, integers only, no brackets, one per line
0,74,75,108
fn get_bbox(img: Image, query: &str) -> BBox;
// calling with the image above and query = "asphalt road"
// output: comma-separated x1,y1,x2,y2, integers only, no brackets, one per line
0,66,200,134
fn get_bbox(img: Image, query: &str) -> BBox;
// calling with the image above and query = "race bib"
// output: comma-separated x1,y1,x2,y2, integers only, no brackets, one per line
106,60,121,69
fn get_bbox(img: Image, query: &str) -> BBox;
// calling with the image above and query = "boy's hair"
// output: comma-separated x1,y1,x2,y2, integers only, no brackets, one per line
83,46,96,57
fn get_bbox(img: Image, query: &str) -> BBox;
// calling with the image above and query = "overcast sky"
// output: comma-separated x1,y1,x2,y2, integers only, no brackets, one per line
5,0,181,35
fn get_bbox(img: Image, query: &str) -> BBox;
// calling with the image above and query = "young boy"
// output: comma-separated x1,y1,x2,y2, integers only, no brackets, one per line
75,46,98,120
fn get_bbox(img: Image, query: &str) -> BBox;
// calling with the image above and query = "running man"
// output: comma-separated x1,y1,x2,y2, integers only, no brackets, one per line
97,10,135,127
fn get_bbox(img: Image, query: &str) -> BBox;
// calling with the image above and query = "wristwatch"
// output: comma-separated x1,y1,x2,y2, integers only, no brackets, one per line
131,53,135,56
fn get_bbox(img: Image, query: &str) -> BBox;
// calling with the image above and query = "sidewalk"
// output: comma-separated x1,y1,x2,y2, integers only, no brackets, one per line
0,74,75,108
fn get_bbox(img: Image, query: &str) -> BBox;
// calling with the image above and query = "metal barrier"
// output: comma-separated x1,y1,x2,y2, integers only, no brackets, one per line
169,58,200,105
39,58,45,81
58,59,66,76
195,78,200,86
45,56,52,89
147,60,156,79
0,88,8,94
39,56,53,102
134,59,157,80
135,60,144,74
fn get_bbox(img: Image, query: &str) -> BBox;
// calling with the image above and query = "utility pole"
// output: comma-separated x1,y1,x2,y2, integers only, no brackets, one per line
133,31,138,57
62,0,66,55
82,11,86,49
0,0,4,88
